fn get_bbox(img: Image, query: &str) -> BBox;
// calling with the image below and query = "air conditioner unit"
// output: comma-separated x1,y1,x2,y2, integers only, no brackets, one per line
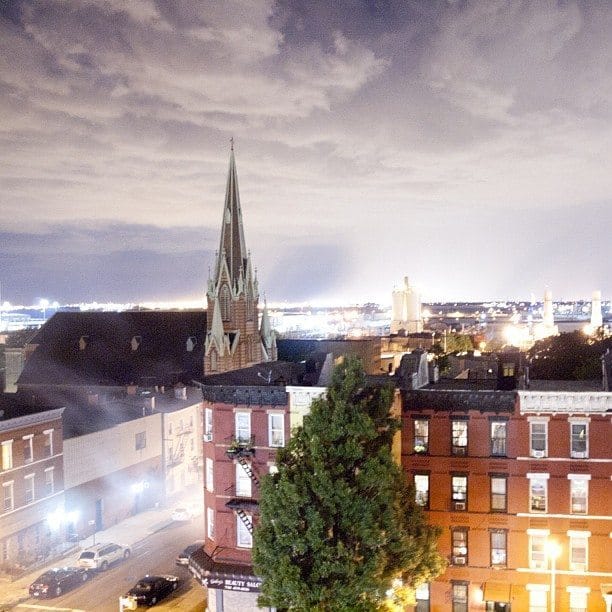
572,451,587,459
453,556,467,565
453,502,466,511
454,447,467,457
203,433,213,442
532,450,545,458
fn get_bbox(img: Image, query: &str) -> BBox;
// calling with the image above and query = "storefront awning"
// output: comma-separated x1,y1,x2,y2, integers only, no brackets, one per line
484,582,511,603
189,548,262,593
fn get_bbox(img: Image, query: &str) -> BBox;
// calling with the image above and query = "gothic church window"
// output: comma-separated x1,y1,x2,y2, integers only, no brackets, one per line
220,285,231,321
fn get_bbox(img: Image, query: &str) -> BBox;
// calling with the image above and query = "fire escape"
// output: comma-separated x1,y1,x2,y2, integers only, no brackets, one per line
225,436,259,534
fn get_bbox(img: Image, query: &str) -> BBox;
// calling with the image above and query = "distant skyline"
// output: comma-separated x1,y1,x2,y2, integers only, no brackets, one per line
1,1,611,307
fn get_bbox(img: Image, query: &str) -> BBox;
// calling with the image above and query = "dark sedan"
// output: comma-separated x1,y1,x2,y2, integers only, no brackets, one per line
29,566,90,598
120,574,180,607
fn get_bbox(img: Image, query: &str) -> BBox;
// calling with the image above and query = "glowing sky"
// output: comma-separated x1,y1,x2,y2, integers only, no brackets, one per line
1,1,611,306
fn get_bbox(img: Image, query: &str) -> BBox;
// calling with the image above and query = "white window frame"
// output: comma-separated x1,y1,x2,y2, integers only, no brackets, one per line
43,429,54,457
527,529,550,569
491,475,507,512
205,458,214,492
569,419,589,459
451,419,468,455
207,507,215,540
2,481,14,512
414,473,429,507
490,529,507,567
24,473,35,504
44,467,54,496
204,408,213,439
528,418,548,458
268,412,285,448
567,587,589,612
236,514,253,548
490,420,507,456
1,440,13,471
236,462,252,497
527,585,548,612
568,530,589,572
413,418,429,453
568,474,589,515
527,473,549,513
235,411,251,443
23,435,33,464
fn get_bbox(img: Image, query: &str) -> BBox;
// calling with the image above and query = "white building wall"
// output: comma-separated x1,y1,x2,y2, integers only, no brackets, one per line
286,386,327,430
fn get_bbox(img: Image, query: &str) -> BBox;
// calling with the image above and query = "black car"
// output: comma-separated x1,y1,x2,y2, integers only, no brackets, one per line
120,574,180,607
29,566,90,598
175,540,204,565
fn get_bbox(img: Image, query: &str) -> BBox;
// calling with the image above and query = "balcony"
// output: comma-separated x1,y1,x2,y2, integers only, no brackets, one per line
225,435,256,458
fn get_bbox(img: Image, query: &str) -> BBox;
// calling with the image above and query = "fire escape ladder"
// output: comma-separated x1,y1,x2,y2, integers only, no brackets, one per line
235,508,254,534
237,455,260,486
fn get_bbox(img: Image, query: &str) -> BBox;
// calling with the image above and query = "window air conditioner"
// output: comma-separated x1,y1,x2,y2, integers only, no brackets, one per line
453,502,466,511
532,450,545,458
453,556,467,565
572,451,587,459
203,433,213,442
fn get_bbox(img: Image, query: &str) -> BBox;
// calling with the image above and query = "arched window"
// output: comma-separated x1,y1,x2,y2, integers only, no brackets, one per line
220,285,231,321
246,293,253,321
210,350,218,372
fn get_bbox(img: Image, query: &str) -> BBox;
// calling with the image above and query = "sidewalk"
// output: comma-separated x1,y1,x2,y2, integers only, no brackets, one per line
0,492,199,610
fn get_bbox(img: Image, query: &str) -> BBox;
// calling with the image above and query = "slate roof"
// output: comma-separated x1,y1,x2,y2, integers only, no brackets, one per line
402,388,517,414
18,310,206,388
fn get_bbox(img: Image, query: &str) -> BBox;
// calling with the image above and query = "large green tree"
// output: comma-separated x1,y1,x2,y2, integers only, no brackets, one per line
253,357,445,611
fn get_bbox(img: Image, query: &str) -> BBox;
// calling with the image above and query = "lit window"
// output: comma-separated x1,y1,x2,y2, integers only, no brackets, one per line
569,531,589,571
491,475,507,512
490,529,507,566
44,468,54,496
207,507,215,540
2,482,14,512
205,458,214,492
567,589,588,612
570,421,588,458
236,462,252,497
451,474,467,511
135,431,146,450
235,412,251,443
529,419,548,457
451,528,468,565
204,408,213,439
23,435,33,464
451,419,468,456
414,473,429,508
415,583,429,612
528,474,548,513
43,430,53,457
24,474,35,504
451,582,468,612
1,440,13,470
569,475,589,514
528,530,549,569
268,413,285,448
236,514,253,548
413,419,429,454
490,420,507,456
528,588,547,612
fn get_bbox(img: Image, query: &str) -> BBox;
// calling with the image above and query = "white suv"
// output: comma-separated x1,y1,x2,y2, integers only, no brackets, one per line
78,542,131,571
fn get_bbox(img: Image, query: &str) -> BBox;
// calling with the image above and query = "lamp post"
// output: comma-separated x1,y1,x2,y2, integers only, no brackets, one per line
546,540,561,612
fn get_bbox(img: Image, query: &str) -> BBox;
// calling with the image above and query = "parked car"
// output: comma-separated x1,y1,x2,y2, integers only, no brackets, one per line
120,575,180,607
29,566,90,598
175,540,204,565
77,542,131,571
171,507,194,521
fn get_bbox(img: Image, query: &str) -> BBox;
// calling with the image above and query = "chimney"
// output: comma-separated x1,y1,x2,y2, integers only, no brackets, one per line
174,384,187,400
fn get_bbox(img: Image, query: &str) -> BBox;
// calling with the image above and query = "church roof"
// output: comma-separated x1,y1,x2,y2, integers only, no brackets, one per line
18,310,206,388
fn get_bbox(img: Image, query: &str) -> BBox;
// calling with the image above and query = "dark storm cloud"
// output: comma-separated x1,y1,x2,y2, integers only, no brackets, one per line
0,0,611,305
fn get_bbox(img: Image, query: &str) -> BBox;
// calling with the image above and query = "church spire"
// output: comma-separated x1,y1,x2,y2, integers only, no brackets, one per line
215,139,248,287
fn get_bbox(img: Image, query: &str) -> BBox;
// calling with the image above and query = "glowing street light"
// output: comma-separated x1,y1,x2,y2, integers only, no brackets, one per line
546,539,562,612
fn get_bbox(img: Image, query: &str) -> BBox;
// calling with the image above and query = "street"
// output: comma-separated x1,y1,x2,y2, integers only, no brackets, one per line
16,519,207,612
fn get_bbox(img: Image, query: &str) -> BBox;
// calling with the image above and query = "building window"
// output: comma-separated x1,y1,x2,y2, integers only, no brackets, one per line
24,474,35,504
204,408,213,440
568,589,588,612
490,420,507,456
413,419,429,454
44,468,54,496
135,431,146,450
451,474,467,511
1,440,13,470
43,430,53,457
414,473,429,508
569,532,589,571
528,588,548,612
502,362,515,377
207,507,215,540
529,420,548,458
236,514,253,548
186,336,197,352
246,293,253,321
220,285,231,321
451,581,469,612
236,462,252,497
451,419,468,456
451,528,468,565
23,435,33,464
570,421,588,458
528,474,548,513
569,476,588,514
490,529,507,567
235,412,251,443
415,582,430,612
490,475,507,512
2,482,14,512
205,458,214,492
268,413,285,448
528,531,549,569
210,349,218,371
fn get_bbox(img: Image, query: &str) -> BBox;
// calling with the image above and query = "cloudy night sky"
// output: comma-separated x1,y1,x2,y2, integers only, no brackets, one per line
1,0,611,307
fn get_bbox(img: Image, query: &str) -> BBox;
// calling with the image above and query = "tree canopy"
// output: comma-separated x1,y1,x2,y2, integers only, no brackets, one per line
253,357,445,611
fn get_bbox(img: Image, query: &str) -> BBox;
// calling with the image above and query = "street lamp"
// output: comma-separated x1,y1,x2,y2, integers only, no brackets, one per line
546,539,561,612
